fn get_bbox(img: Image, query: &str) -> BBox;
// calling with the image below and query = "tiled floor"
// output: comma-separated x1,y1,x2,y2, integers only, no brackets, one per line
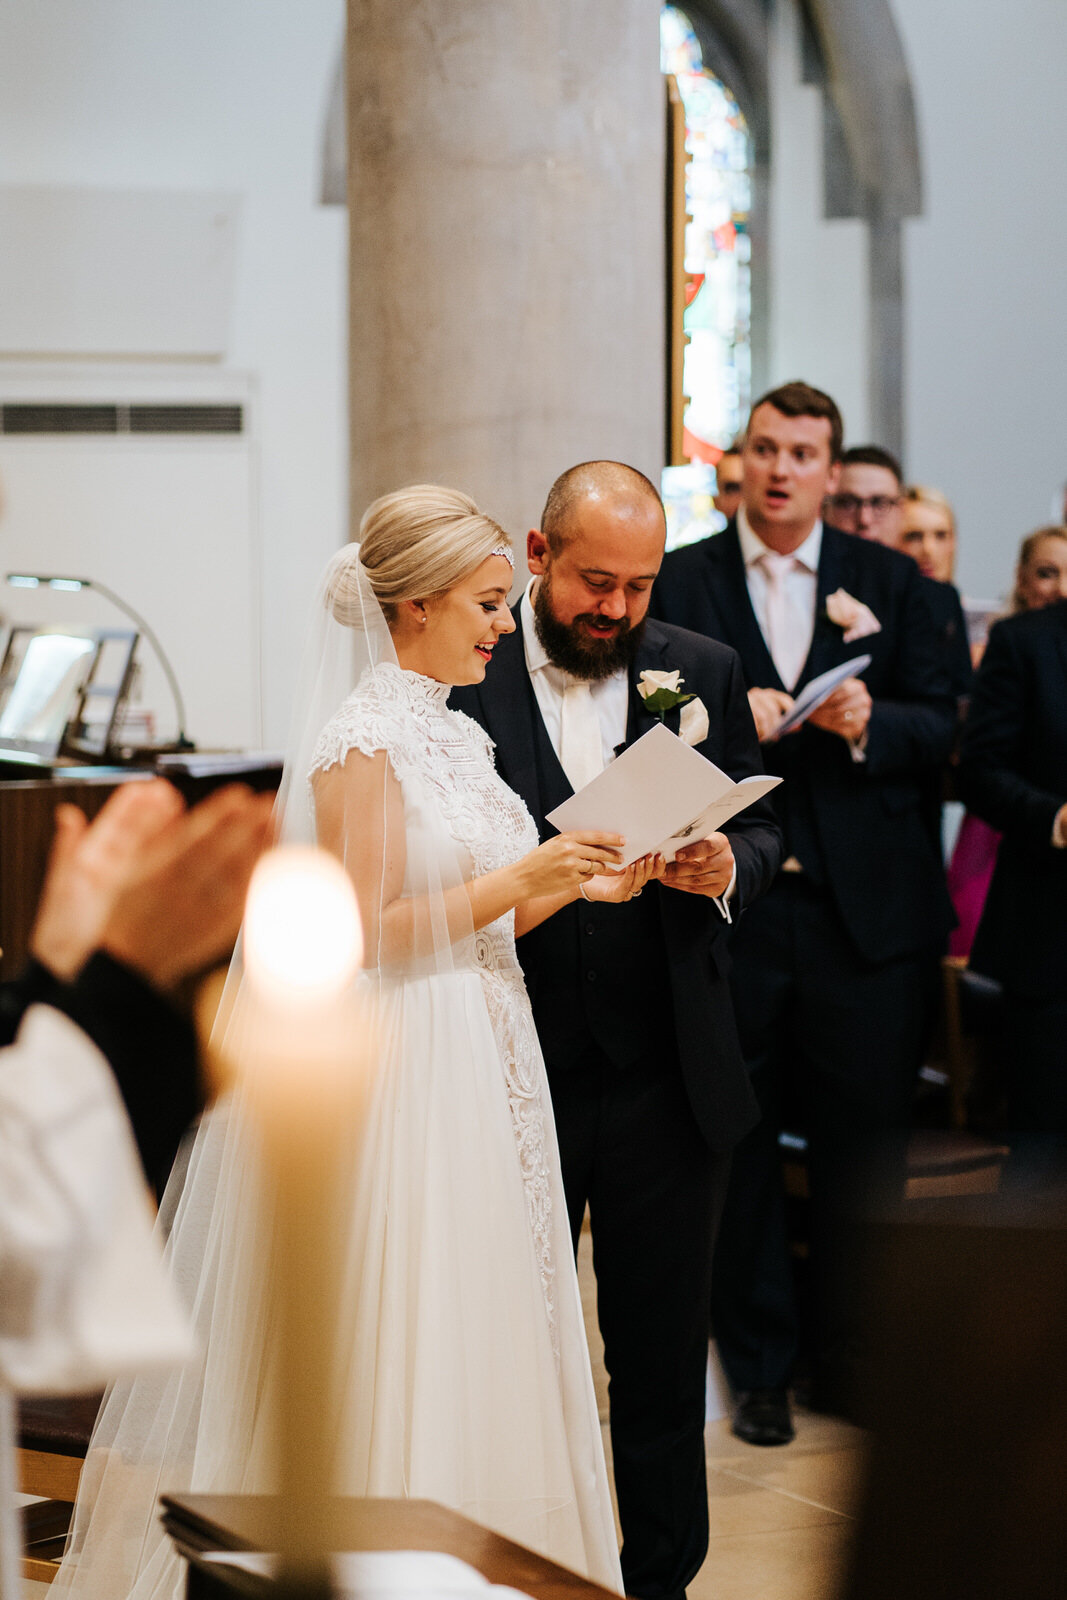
577,1227,867,1600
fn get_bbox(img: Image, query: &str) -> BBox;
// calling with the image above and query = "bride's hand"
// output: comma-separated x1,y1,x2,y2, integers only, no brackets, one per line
518,830,625,899
582,852,665,904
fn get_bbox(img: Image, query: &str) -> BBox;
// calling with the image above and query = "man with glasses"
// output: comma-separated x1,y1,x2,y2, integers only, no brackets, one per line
826,446,904,545
713,445,744,524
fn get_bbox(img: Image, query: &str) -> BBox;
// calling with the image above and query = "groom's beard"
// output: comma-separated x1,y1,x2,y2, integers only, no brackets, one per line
533,573,646,682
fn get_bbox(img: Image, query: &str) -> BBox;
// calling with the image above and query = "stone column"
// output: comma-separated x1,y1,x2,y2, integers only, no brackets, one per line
347,0,664,540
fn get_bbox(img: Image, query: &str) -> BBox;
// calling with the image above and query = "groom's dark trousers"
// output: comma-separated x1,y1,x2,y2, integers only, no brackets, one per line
452,612,781,1600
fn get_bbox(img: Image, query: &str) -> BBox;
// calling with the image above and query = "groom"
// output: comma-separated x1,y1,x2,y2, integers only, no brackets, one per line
452,461,781,1600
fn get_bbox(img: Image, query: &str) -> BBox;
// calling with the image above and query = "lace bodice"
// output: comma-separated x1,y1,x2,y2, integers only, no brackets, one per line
310,662,539,883
309,664,557,1345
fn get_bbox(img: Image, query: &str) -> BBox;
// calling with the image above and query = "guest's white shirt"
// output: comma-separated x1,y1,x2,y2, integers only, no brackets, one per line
520,581,734,915
736,506,823,685
521,582,630,768
737,507,866,766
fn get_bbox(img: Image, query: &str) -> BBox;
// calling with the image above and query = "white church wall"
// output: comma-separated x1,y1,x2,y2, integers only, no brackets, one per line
767,0,870,442
0,0,346,748
892,0,1067,604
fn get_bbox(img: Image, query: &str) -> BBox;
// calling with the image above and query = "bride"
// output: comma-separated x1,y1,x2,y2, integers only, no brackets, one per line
55,487,664,1598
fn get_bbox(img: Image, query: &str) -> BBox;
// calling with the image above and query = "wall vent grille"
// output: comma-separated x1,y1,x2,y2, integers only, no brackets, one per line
0,403,244,435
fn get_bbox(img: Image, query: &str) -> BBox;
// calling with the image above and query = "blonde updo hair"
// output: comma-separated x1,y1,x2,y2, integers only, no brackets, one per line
328,485,511,628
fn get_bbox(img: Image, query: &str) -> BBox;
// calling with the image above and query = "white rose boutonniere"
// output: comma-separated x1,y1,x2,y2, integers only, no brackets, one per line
637,669,709,746
825,588,882,643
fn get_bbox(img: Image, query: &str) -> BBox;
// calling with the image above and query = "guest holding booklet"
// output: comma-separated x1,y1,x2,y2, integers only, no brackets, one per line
653,382,956,1444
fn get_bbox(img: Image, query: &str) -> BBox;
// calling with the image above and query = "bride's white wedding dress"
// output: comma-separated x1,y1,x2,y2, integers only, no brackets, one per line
54,662,622,1598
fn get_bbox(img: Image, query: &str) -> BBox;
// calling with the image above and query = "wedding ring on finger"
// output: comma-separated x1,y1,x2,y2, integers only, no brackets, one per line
844,711,854,721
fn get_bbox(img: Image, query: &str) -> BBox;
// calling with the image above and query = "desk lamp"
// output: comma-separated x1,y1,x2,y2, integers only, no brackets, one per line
6,573,194,751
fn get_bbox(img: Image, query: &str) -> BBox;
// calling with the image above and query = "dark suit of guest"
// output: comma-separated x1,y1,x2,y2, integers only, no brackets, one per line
958,600,1067,1132
452,609,781,1600
653,520,956,1400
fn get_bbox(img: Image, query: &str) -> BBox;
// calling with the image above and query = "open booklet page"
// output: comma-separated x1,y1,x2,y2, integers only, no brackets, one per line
767,653,872,740
546,722,782,867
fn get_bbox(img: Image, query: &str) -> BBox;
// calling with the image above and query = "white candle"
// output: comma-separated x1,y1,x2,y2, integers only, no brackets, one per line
240,846,369,1597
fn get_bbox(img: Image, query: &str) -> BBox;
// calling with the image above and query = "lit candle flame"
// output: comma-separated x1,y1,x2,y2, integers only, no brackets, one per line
243,846,363,1004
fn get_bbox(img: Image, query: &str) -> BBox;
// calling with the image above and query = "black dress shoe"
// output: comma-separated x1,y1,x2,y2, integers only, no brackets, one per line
732,1387,795,1446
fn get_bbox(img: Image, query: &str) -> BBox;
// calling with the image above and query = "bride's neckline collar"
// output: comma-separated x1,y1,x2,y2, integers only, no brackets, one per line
382,661,452,705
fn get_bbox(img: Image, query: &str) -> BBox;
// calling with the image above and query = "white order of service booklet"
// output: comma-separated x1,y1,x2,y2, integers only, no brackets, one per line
766,653,872,740
546,722,782,868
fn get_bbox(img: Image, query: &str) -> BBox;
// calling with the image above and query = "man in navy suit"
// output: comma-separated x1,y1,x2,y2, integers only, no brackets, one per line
653,383,956,1443
452,461,781,1600
959,599,1067,1140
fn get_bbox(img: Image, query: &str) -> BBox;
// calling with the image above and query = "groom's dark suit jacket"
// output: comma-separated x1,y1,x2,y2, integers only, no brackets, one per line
652,522,957,965
451,609,782,1154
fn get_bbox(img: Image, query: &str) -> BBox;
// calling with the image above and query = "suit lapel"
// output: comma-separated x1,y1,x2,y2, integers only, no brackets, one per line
703,524,786,691
624,623,674,746
792,523,852,689
475,610,545,817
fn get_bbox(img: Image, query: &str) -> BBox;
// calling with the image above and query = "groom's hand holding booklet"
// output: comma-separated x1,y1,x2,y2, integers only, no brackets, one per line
546,722,782,869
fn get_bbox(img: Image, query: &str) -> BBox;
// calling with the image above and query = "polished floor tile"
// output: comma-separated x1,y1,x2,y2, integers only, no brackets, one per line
689,1521,855,1600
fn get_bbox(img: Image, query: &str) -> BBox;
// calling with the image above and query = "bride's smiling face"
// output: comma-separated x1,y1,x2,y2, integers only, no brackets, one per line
400,554,516,684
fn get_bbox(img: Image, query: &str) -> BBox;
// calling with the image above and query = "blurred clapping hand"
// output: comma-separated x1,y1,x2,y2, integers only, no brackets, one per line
31,779,275,992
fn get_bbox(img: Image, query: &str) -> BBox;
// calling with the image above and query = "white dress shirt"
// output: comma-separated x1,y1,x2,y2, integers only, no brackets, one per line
520,582,735,915
736,507,823,688
736,508,867,773
521,583,630,768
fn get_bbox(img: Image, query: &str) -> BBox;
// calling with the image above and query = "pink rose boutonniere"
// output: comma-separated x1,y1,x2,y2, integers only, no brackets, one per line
825,588,882,644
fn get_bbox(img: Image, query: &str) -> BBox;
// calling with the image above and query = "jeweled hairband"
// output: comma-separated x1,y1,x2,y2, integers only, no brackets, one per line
491,543,515,567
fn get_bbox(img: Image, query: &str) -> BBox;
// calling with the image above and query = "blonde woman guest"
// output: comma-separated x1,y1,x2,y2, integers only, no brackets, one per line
1011,525,1067,613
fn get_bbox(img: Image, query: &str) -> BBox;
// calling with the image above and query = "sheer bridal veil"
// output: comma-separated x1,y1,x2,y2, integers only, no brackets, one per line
55,498,620,1598
52,534,477,1599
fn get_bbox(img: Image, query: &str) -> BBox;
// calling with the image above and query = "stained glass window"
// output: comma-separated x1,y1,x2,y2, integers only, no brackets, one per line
661,6,752,549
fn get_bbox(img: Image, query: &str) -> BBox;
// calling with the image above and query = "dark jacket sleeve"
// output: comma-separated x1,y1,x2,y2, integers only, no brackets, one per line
0,959,65,1047
958,619,1065,850
0,954,201,1193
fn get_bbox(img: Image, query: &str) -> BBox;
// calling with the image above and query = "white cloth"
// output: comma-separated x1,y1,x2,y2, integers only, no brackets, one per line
737,507,822,691
521,585,629,772
0,1006,192,1600
0,1005,192,1395
54,665,622,1600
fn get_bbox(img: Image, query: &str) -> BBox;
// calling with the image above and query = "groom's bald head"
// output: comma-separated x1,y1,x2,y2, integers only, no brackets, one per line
527,461,665,681
540,461,666,554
